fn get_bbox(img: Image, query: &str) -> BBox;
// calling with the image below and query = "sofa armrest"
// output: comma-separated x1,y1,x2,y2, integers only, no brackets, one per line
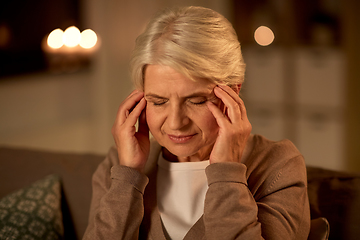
308,217,330,240
307,166,360,240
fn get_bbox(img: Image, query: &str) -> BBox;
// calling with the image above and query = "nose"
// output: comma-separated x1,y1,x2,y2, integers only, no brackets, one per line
166,104,190,130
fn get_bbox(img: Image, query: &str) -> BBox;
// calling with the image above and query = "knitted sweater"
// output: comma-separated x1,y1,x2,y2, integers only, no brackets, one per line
83,134,310,239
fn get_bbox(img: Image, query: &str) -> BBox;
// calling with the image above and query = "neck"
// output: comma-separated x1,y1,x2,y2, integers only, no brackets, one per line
162,145,212,163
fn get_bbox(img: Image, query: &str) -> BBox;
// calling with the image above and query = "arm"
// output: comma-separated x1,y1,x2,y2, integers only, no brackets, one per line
205,86,309,239
204,162,261,240
256,155,310,239
203,156,310,240
83,151,149,240
84,89,151,239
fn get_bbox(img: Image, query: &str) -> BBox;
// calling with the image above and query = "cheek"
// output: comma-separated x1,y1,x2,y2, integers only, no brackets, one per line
146,106,163,133
192,108,219,134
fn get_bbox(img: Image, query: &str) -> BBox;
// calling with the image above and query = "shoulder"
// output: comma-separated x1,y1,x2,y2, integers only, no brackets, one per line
245,134,303,169
251,134,300,160
91,146,118,190
93,138,162,180
94,145,118,177
245,134,307,197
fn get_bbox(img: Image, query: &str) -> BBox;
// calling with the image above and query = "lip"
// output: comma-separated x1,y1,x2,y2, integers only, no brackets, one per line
168,134,197,144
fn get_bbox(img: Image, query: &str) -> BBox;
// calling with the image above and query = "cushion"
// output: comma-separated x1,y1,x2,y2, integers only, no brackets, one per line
0,146,104,239
0,174,64,240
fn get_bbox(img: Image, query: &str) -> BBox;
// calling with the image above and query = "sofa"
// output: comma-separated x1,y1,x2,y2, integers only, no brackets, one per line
0,146,359,240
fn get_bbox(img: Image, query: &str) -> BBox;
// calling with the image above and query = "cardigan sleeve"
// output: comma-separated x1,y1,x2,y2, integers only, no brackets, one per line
83,151,149,240
202,156,310,240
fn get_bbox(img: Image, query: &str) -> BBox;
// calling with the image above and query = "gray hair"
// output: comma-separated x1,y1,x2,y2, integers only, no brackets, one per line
130,6,246,90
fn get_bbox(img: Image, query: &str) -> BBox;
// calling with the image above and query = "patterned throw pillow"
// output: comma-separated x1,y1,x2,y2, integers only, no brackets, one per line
0,174,64,240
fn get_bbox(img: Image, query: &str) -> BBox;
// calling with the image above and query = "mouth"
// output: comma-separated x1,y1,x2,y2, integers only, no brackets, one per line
167,134,197,144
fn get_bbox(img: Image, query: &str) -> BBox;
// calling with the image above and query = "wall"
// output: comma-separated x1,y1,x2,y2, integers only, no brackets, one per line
343,0,360,172
242,46,347,171
0,0,358,172
0,0,233,154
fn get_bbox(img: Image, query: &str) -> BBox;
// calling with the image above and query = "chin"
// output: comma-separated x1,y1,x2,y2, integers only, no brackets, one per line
152,133,215,159
163,141,215,161
165,144,199,158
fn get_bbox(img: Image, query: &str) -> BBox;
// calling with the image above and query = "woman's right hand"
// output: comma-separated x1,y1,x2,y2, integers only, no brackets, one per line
111,89,150,173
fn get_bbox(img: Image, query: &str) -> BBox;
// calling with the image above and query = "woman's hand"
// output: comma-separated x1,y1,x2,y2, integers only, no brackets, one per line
111,90,150,173
206,85,252,164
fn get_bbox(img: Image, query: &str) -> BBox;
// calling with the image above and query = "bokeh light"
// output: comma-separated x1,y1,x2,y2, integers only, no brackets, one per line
63,26,81,47
47,29,64,49
80,29,98,49
46,26,98,50
254,26,275,46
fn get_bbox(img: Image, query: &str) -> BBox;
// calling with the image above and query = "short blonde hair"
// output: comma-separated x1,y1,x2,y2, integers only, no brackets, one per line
130,6,246,90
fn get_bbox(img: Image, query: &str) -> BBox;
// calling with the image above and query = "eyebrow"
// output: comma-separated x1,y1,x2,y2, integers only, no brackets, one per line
145,91,213,99
145,93,167,99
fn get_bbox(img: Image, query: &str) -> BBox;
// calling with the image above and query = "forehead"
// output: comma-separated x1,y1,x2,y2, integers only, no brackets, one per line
144,65,215,94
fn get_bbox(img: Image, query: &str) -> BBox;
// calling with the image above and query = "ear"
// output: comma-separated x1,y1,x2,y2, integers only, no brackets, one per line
231,84,242,94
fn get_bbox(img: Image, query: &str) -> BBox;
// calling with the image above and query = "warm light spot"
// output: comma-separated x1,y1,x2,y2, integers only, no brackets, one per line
254,26,275,46
47,29,64,49
63,26,81,47
80,29,97,49
0,24,11,48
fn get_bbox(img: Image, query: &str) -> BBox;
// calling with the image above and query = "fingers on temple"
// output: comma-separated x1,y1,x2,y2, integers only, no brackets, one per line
214,86,243,122
124,97,147,127
116,90,145,126
218,85,241,104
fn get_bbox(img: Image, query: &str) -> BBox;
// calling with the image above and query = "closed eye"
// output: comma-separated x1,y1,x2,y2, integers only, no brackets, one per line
145,95,168,106
189,100,207,105
152,100,168,106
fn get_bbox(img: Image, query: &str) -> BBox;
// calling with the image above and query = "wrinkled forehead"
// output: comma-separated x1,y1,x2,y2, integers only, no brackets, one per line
143,64,216,95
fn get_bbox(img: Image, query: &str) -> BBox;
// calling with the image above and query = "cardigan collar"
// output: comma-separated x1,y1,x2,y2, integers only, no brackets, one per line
140,138,207,240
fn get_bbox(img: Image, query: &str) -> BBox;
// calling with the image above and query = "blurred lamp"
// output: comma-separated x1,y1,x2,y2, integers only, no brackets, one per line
42,26,99,73
47,29,64,49
254,26,275,46
63,26,81,47
80,29,98,49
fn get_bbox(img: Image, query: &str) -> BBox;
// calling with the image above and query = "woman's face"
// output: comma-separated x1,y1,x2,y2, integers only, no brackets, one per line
144,64,220,162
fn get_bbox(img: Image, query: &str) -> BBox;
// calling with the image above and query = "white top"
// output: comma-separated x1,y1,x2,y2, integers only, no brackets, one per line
156,154,210,240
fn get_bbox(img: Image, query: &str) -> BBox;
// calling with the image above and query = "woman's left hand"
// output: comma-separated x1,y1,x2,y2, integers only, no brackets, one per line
206,85,252,164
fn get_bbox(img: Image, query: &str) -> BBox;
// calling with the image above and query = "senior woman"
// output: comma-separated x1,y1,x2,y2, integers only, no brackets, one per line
83,6,310,240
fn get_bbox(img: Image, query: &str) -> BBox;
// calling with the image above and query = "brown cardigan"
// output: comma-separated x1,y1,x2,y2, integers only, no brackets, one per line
83,135,310,239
